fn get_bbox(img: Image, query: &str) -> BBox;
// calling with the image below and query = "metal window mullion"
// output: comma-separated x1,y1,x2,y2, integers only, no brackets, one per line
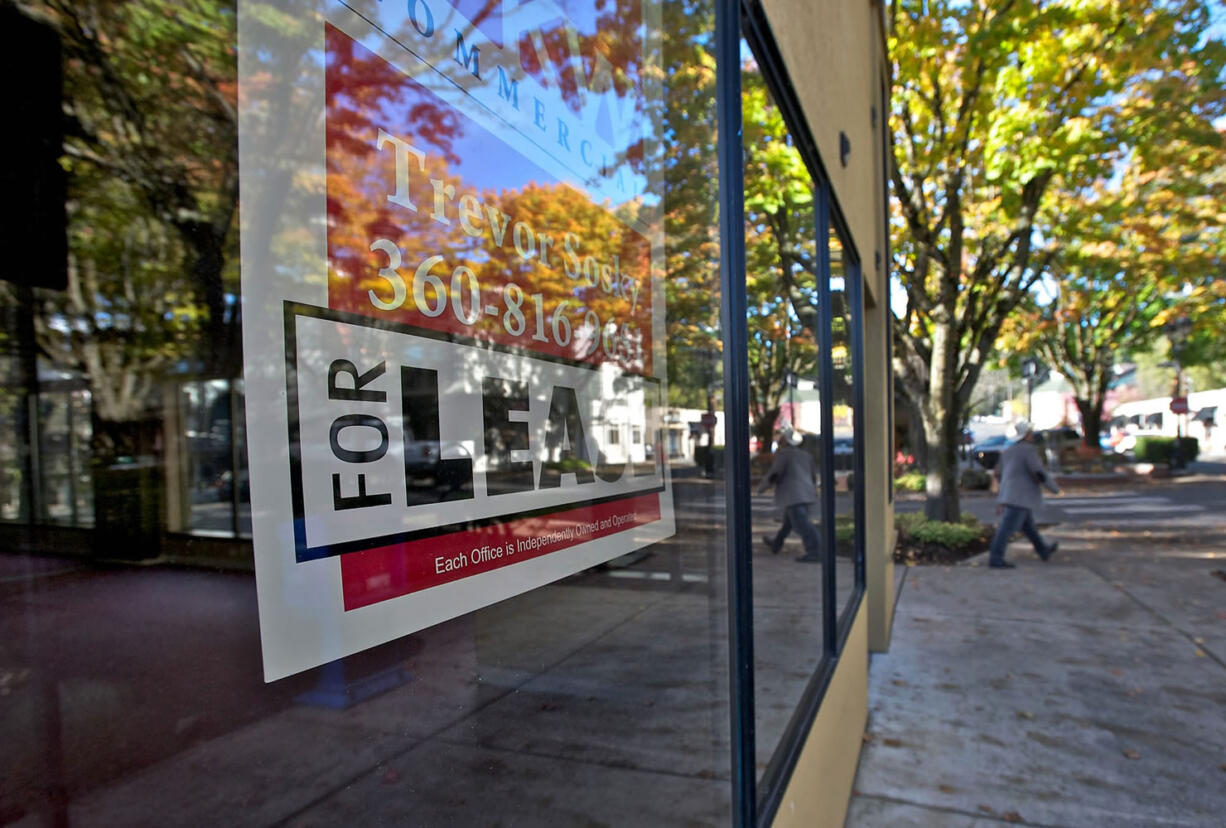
716,0,755,824
815,184,838,657
851,265,868,589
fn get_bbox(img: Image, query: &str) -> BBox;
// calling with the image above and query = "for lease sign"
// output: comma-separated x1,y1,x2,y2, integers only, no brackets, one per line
239,0,670,680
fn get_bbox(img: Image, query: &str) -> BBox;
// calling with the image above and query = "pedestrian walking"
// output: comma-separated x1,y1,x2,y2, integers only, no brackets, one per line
988,420,1059,569
758,425,821,563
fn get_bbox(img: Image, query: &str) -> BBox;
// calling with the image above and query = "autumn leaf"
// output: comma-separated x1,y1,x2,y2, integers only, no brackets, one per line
1123,749,1141,760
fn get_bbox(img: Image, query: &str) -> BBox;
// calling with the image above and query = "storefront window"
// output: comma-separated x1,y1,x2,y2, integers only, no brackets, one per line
741,49,827,783
830,225,865,620
2,0,739,824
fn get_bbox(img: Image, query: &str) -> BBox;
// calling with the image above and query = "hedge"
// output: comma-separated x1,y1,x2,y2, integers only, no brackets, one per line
896,511,984,549
1134,436,1200,464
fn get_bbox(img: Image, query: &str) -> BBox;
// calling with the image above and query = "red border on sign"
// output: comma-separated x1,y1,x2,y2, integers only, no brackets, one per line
340,492,661,610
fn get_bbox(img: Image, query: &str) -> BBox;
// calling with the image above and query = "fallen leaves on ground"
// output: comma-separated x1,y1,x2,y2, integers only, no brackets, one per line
1123,749,1141,760
978,805,996,815
881,737,904,748
1017,710,1036,720
938,784,956,794
1002,811,1023,823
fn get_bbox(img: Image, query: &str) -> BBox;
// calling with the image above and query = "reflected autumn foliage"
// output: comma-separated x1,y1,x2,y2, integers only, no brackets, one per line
323,24,652,374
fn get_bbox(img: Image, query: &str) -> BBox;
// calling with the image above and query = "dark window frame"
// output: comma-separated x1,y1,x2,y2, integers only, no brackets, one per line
727,1,871,824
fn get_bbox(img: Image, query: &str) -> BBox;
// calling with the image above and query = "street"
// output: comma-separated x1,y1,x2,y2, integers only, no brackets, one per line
897,465,1226,539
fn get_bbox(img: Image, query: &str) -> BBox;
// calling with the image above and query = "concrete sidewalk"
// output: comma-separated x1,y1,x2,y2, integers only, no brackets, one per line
846,527,1226,826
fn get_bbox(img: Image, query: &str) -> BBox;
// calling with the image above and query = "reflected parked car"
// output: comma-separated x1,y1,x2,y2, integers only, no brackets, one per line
833,436,854,470
970,434,1011,470
214,469,249,502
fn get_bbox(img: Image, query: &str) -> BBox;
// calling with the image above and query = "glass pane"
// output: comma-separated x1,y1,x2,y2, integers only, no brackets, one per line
742,46,826,783
829,227,861,617
0,301,28,523
71,390,95,526
187,380,237,535
37,386,71,523
1,0,731,824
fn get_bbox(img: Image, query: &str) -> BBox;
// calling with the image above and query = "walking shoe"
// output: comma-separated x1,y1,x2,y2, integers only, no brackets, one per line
761,535,781,554
1039,541,1059,562
988,561,1016,569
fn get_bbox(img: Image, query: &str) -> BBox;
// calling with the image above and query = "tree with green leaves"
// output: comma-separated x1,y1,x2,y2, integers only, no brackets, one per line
31,0,241,371
1002,120,1226,449
889,0,1226,520
742,63,819,452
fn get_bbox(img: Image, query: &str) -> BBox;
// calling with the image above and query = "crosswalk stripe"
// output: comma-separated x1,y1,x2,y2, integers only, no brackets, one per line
1060,504,1203,514
1052,497,1171,506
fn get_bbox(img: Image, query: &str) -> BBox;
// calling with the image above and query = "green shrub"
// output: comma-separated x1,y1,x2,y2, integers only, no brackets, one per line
834,515,855,546
1134,436,1200,464
960,467,992,490
895,471,926,492
896,511,983,549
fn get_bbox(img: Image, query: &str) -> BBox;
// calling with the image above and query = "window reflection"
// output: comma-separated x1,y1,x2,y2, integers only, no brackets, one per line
829,225,863,618
1,0,734,824
742,47,826,783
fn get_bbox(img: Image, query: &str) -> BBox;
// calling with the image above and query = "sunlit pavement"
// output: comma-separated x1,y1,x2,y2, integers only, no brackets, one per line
848,473,1226,827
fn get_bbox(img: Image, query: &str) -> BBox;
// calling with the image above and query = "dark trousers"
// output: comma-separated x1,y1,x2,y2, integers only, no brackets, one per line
771,502,821,558
988,505,1049,564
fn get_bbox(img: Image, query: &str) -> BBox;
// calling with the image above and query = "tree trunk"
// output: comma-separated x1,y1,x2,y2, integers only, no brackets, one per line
922,406,961,521
922,312,962,522
752,406,781,455
1075,397,1104,450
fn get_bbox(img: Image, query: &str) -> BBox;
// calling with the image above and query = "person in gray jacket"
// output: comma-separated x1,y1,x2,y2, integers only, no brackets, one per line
988,420,1060,569
758,426,821,562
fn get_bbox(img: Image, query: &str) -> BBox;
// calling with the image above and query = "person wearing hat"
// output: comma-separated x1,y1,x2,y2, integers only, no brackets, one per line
757,424,821,562
988,420,1060,569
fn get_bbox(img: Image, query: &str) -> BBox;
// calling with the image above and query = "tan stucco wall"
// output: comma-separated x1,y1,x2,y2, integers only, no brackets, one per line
761,0,884,306
769,603,869,828
863,292,896,652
